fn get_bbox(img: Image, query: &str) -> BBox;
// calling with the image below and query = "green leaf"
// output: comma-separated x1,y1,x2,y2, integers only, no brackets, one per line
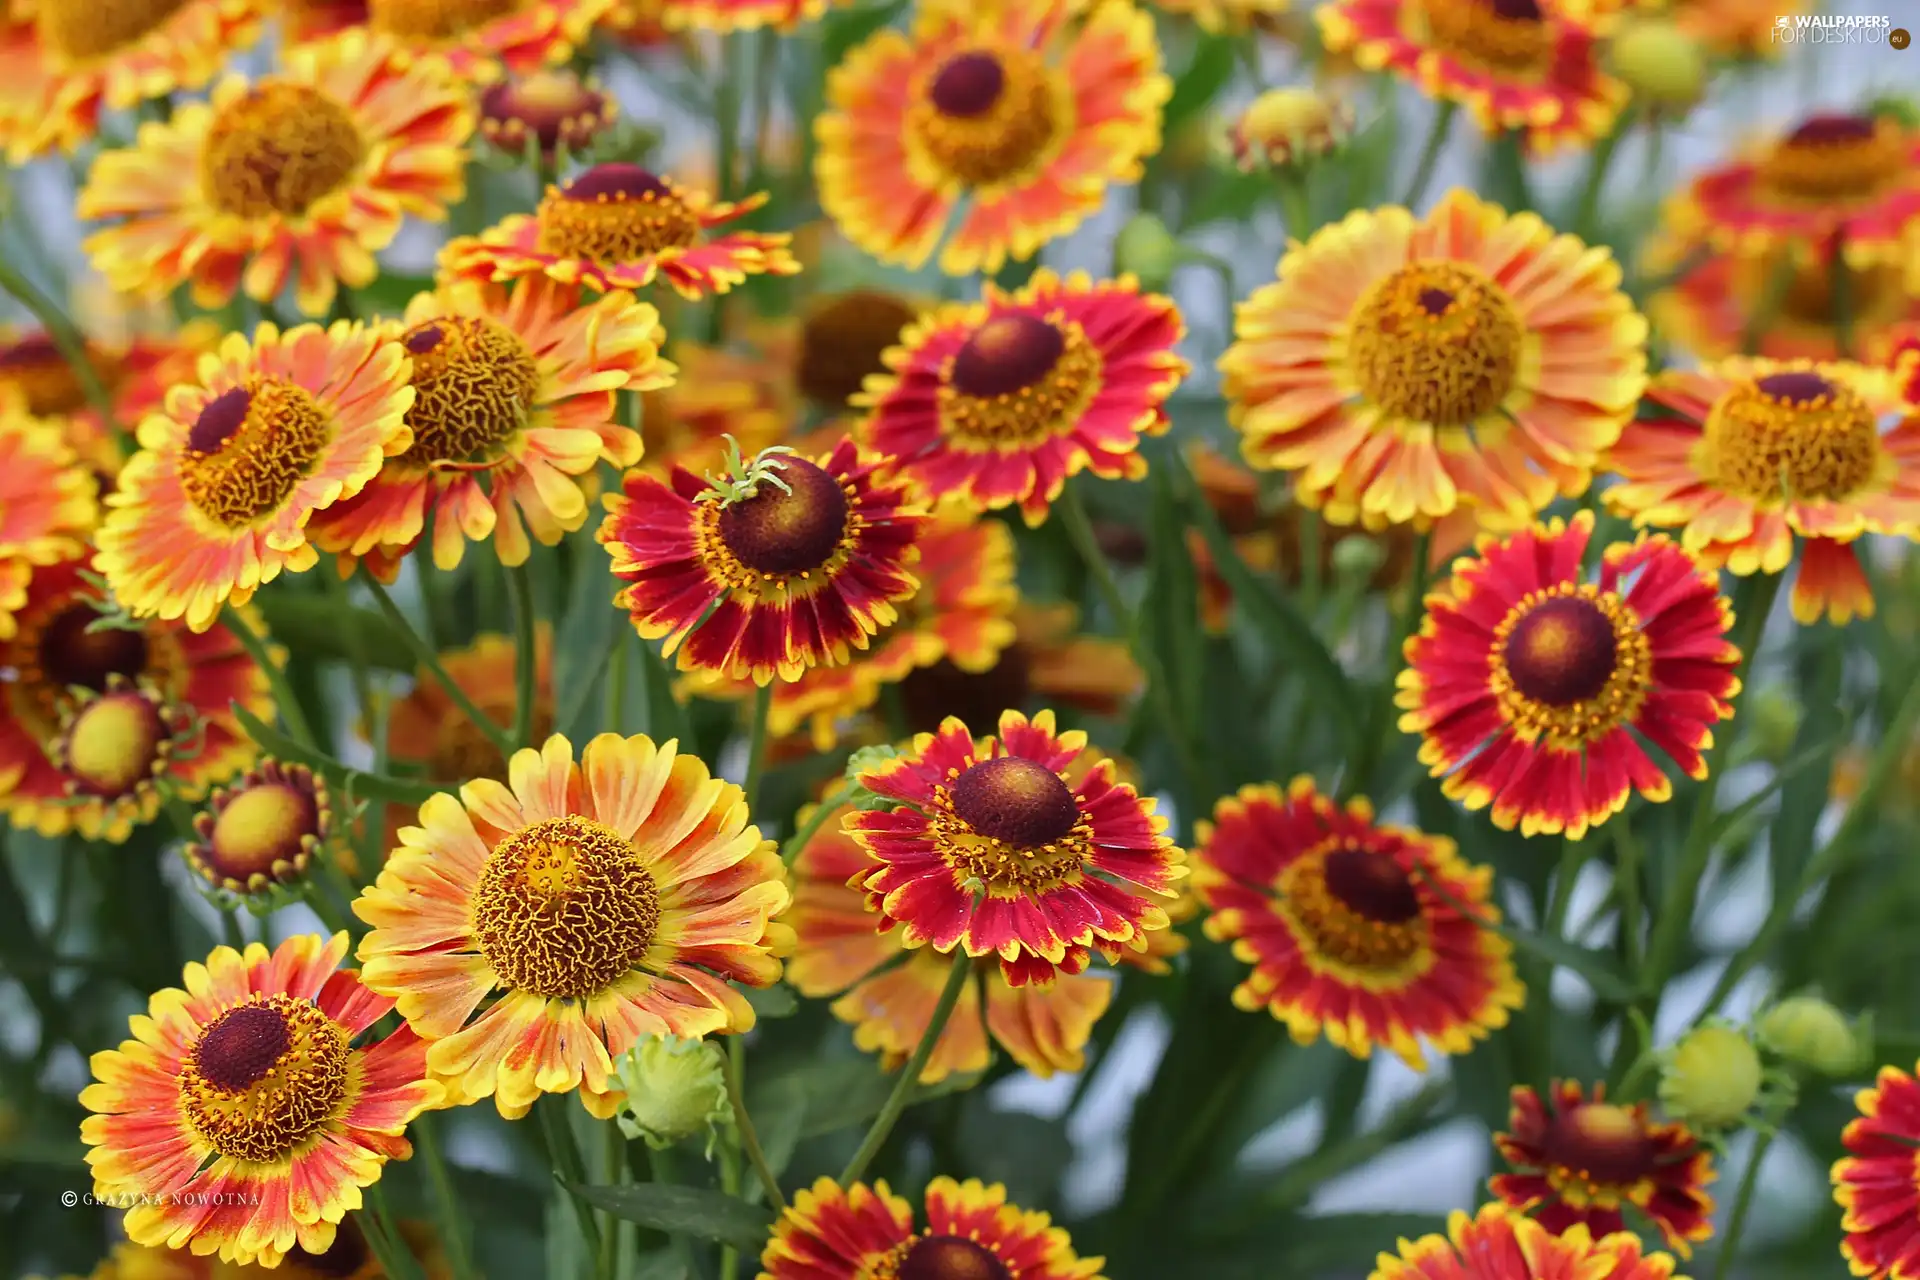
252,593,413,673
821,0,907,66
1184,170,1279,232
750,1057,982,1138
1163,36,1237,136
228,704,446,807
351,270,434,320
1413,862,1639,1002
745,1075,808,1191
742,984,799,1020
561,1182,774,1251
1145,465,1204,745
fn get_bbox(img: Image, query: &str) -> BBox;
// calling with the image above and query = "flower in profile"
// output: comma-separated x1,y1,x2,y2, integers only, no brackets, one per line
478,69,616,160
1492,1080,1716,1256
1399,512,1742,839
1664,112,1920,275
94,320,415,633
896,600,1140,734
1646,241,1920,363
354,733,792,1118
815,0,1169,275
1220,189,1646,532
0,395,96,637
0,0,260,161
847,708,1184,985
859,270,1187,525
1368,1203,1682,1280
308,276,670,580
79,31,473,319
1835,1061,1920,1279
440,162,798,300
759,1176,1104,1280
0,557,270,836
1317,0,1625,155
1569,0,1803,59
598,436,927,685
50,678,211,843
1659,1023,1764,1132
80,932,441,1267
1229,86,1354,172
1604,357,1920,624
183,760,333,903
364,0,611,79
1192,778,1521,1068
612,1034,733,1151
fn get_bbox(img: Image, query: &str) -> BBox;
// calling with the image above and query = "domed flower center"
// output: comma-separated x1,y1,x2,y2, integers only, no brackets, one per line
62,690,168,798
178,379,334,528
201,83,368,219
1281,842,1427,970
472,815,660,1000
397,316,542,466
1420,0,1552,72
34,0,184,63
949,755,1078,848
899,647,1033,735
0,333,120,417
37,602,149,692
910,47,1061,187
479,71,612,156
896,1235,1014,1280
432,709,513,783
1492,584,1650,745
182,993,351,1163
938,312,1103,449
1545,1102,1657,1185
712,458,852,577
1502,596,1618,707
1758,113,1906,203
1348,261,1524,426
207,781,322,882
535,163,701,262
368,0,522,40
796,291,920,410
1701,369,1881,503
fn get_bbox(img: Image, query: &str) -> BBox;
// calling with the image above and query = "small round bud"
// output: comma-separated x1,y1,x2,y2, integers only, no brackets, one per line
1609,19,1708,111
1746,687,1803,764
1330,532,1389,581
613,1035,733,1151
1757,995,1869,1078
1659,1024,1763,1131
1229,87,1353,172
1115,213,1181,293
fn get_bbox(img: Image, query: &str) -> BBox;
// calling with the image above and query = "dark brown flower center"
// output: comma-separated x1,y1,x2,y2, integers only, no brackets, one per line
368,0,521,40
1422,0,1552,71
35,0,185,63
899,1236,1013,1280
909,46,1059,187
38,603,149,692
479,70,612,156
1348,261,1523,426
181,992,351,1163
179,377,334,528
796,291,920,410
1489,0,1540,19
189,387,253,453
951,314,1066,399
566,162,671,201
1503,597,1618,707
1417,287,1456,315
397,315,542,465
1545,1102,1658,1183
1786,113,1877,145
899,647,1033,735
0,333,118,417
536,163,700,261
1754,370,1832,405
1703,371,1881,502
929,52,1007,118
201,83,367,219
1760,112,1906,203
714,459,851,576
1321,847,1421,924
194,1003,292,1092
949,755,1078,848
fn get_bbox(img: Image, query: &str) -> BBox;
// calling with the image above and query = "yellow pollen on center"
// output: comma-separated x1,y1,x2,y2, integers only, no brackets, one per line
178,379,335,529
1280,842,1427,971
35,0,185,64
1700,369,1882,503
1417,0,1553,73
201,83,368,219
367,0,521,40
1757,114,1908,205
908,48,1064,188
1347,260,1525,427
398,315,542,466
181,994,351,1163
534,165,701,262
1568,1103,1641,1144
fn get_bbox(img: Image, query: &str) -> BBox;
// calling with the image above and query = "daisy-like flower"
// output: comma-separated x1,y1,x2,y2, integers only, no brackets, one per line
0,395,96,638
1398,512,1742,839
1606,358,1920,624
0,556,270,835
0,0,260,162
894,601,1140,734
354,732,792,1118
759,1176,1104,1280
439,162,798,300
94,320,415,633
684,502,1018,751
847,708,1184,985
1192,778,1522,1068
79,30,474,319
815,0,1169,276
1317,0,1625,155
41,678,206,843
308,276,671,580
1492,1080,1716,1256
364,0,612,80
478,69,616,161
859,270,1187,525
183,760,333,902
1835,1060,1920,1280
79,932,440,1267
1220,189,1647,533
1663,112,1920,274
1647,242,1920,364
598,435,927,686
1370,1203,1681,1280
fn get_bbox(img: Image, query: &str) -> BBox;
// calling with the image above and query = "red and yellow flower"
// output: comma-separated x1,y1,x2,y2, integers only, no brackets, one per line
1193,778,1522,1068
1316,0,1625,155
0,556,270,837
354,732,792,1118
279,0,370,46
1220,189,1647,533
440,162,798,300
79,932,440,1267
477,69,616,160
646,0,836,31
0,395,96,638
815,0,1169,275
859,269,1187,525
1603,357,1920,624
0,0,260,162
847,708,1184,986
1492,1080,1716,1256
85,1216,452,1280
1399,512,1742,839
1369,1203,1682,1280
1152,0,1290,34
79,31,474,318
895,600,1141,735
759,1176,1104,1280
94,321,415,633
1835,1060,1920,1280
598,435,928,685
364,0,612,80
309,276,670,581
183,760,334,900
1647,241,1920,364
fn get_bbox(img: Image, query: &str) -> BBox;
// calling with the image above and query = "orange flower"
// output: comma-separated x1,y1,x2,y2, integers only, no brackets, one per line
1647,240,1920,364
0,394,96,638
364,0,612,80
1370,1204,1682,1280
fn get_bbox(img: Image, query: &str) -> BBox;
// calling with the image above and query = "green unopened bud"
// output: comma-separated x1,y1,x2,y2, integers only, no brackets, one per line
1757,995,1871,1078
613,1035,733,1151
1659,1024,1763,1130
1330,533,1388,582
1610,19,1707,111
1115,213,1181,293
842,745,905,811
1747,686,1803,764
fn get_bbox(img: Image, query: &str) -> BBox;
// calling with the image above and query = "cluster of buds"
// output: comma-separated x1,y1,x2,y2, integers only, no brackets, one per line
1656,994,1872,1147
613,1035,734,1153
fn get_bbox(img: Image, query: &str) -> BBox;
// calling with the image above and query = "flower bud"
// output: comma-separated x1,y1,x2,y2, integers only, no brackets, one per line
1659,1024,1763,1130
1757,995,1870,1078
1609,19,1707,111
613,1035,733,1151
1330,531,1388,581
1115,213,1181,293
1746,687,1802,764
843,744,906,811
1229,87,1354,172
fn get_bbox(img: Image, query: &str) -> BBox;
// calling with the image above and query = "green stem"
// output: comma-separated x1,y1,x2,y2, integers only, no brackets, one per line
1831,243,1855,360
1711,1130,1776,1280
1530,837,1588,1087
781,789,846,863
224,606,319,750
596,1120,621,1280
719,1139,744,1280
607,634,630,737
1277,172,1313,241
724,1037,788,1210
364,576,517,763
539,1098,605,1262
838,948,973,1186
1349,533,1430,796
0,256,114,422
1571,115,1627,239
1399,102,1457,209
415,1116,481,1280
508,563,538,749
361,1183,427,1280
742,681,774,814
